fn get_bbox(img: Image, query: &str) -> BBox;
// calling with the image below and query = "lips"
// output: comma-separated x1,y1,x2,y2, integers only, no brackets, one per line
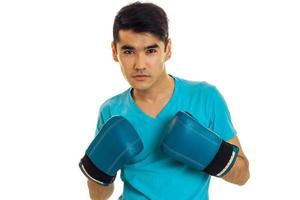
132,74,150,81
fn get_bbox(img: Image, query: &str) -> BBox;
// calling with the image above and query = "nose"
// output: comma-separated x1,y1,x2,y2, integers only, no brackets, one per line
133,53,146,70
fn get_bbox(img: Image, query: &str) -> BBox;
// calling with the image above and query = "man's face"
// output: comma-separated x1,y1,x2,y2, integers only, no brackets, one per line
112,30,171,91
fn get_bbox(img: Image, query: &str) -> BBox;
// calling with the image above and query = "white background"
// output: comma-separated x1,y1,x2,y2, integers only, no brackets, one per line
0,0,299,199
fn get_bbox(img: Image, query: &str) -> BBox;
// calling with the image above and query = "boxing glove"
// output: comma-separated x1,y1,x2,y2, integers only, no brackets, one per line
161,111,239,177
79,116,143,186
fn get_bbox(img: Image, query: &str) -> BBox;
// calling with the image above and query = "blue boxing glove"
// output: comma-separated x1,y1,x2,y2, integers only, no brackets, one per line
161,111,239,177
79,116,143,186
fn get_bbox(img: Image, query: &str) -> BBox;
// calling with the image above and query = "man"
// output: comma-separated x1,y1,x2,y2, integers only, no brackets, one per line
85,2,250,199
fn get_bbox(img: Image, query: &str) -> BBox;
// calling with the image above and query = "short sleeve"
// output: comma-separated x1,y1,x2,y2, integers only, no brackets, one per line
95,110,104,136
95,102,111,136
209,86,237,141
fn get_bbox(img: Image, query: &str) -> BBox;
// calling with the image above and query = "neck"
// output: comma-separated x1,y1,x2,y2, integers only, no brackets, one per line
132,74,175,104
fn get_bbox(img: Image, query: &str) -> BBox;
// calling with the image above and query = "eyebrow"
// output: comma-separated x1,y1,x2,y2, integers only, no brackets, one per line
120,44,160,50
145,44,159,50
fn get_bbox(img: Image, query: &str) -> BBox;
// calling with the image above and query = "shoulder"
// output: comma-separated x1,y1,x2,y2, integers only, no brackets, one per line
175,76,219,96
98,89,130,114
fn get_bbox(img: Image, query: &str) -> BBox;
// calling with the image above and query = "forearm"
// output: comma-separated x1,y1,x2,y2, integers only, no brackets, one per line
87,180,114,200
222,155,250,185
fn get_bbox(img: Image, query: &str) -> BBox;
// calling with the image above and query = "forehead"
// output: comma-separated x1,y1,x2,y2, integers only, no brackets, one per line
117,30,163,48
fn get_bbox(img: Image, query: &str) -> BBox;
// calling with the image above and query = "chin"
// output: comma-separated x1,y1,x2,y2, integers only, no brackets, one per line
130,82,151,91
129,79,152,90
132,85,150,91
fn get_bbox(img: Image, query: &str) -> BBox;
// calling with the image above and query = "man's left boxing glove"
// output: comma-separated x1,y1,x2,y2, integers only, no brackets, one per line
161,111,239,177
79,116,143,186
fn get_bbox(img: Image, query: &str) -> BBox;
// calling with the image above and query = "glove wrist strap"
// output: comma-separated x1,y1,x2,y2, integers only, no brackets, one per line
79,154,116,186
203,140,239,177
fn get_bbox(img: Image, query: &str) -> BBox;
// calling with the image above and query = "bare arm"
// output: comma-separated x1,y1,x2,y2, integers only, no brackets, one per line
222,136,250,185
87,180,114,200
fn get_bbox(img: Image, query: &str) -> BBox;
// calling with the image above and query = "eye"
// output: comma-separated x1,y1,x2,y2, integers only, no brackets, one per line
146,48,157,54
123,50,134,55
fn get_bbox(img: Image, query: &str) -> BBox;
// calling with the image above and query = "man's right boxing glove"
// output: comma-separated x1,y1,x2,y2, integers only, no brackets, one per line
79,116,143,186
161,111,239,177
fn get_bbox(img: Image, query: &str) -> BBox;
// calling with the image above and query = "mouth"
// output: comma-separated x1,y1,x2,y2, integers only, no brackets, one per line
132,74,150,81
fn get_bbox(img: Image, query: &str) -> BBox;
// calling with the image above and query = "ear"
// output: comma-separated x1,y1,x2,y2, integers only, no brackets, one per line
111,42,119,62
165,39,172,61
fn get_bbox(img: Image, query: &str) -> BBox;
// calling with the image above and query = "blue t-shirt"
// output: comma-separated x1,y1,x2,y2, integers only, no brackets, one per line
95,76,237,200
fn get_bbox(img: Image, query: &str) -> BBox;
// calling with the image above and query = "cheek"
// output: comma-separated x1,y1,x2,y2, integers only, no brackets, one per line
156,52,166,64
119,56,134,68
120,65,131,77
147,55,163,67
151,56,165,71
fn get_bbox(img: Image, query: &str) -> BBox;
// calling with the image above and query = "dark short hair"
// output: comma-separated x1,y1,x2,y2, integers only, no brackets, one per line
113,2,169,48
